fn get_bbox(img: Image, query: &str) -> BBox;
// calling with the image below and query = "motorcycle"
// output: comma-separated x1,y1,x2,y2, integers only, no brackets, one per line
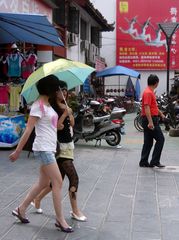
73,105,126,146
133,94,178,132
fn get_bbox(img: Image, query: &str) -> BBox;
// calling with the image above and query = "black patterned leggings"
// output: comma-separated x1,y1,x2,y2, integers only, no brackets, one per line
57,158,79,193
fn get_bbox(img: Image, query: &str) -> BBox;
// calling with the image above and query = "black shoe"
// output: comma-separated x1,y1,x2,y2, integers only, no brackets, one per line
149,163,165,168
55,220,73,233
12,207,30,224
139,162,150,167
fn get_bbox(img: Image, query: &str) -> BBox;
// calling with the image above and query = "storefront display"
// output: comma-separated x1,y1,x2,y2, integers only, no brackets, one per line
0,5,64,148
0,43,37,148
0,113,25,148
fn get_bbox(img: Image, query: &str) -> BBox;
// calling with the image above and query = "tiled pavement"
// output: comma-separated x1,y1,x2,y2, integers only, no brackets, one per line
0,113,179,240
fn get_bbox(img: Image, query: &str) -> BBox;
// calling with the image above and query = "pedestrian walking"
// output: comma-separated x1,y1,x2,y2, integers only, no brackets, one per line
139,74,165,168
9,75,73,233
32,81,87,222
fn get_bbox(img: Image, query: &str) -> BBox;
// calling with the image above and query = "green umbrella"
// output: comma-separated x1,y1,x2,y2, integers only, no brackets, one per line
21,58,95,103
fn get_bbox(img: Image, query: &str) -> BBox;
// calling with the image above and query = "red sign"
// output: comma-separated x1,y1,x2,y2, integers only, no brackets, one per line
116,0,179,70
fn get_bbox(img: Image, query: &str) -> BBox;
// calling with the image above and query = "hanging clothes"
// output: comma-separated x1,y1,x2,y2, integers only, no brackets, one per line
21,53,37,79
0,84,9,104
135,78,141,101
125,76,135,97
6,53,23,77
9,84,22,111
0,56,8,80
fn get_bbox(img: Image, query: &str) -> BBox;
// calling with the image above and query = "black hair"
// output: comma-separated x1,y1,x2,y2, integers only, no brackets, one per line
49,97,63,116
147,74,159,86
36,75,60,96
49,80,68,116
59,80,68,89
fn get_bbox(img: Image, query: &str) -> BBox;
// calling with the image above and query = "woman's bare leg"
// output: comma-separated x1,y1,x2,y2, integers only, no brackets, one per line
42,162,69,228
69,191,79,214
69,190,85,217
33,185,51,209
18,165,50,217
18,162,69,228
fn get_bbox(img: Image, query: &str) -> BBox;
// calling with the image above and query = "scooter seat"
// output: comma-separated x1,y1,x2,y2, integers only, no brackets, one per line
93,115,110,123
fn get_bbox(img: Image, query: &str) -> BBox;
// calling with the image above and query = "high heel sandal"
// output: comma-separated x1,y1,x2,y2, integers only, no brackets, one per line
55,220,73,233
12,207,30,224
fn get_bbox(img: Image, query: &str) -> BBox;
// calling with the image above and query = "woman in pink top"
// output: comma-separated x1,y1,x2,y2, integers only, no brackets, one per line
9,75,73,233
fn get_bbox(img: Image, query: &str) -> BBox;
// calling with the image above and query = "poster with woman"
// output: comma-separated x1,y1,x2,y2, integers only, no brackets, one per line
116,0,179,70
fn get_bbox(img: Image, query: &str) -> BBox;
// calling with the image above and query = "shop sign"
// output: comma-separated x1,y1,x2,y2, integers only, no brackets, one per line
116,0,179,70
95,58,106,71
0,0,52,21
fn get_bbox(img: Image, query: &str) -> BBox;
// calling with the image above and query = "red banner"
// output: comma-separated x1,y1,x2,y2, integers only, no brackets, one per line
116,0,179,70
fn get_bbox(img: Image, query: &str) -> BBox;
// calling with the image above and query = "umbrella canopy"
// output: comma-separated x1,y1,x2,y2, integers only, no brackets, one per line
0,12,63,46
96,65,140,78
135,78,141,101
21,58,95,103
125,76,135,97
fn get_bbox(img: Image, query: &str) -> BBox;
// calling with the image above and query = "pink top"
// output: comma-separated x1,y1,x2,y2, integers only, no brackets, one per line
0,85,9,104
21,54,37,79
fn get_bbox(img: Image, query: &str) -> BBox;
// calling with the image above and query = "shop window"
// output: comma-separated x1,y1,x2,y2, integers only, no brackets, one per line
68,7,79,34
53,0,69,26
91,27,100,47
81,19,87,40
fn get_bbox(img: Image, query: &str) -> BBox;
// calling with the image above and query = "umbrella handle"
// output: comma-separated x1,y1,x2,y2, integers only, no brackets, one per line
59,88,68,106
59,88,71,115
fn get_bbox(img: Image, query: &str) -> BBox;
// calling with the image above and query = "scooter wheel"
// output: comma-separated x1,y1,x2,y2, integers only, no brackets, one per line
169,128,179,137
105,130,121,146
134,115,143,132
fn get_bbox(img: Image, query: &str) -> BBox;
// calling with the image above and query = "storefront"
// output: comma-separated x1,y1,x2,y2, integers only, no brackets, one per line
0,1,64,147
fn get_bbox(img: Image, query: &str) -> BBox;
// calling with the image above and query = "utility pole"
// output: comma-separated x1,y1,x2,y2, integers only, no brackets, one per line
158,22,179,94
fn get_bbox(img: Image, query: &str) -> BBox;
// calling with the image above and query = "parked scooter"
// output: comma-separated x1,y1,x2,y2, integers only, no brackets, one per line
73,105,126,146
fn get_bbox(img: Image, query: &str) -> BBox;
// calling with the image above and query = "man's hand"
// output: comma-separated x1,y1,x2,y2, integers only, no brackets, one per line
148,121,154,130
160,113,165,120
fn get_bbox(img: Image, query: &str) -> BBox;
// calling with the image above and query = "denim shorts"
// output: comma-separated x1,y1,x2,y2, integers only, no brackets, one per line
33,151,56,166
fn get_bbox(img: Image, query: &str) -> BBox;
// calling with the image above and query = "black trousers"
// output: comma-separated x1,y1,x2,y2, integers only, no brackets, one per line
140,116,165,165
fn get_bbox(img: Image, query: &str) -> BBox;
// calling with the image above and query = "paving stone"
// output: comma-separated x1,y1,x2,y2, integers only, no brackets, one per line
0,114,179,239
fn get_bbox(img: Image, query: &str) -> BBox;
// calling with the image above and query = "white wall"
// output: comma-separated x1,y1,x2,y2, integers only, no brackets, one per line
91,0,116,67
66,2,102,62
139,70,174,96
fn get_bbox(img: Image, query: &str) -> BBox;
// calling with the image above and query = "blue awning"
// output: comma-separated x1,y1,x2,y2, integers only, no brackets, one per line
96,65,140,79
0,12,64,46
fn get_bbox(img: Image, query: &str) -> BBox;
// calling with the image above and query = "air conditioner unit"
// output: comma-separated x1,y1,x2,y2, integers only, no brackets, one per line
80,40,90,52
80,40,85,52
84,40,90,50
68,32,78,46
94,46,99,57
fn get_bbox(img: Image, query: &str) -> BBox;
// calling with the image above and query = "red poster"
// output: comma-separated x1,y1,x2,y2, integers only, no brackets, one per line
116,0,179,70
